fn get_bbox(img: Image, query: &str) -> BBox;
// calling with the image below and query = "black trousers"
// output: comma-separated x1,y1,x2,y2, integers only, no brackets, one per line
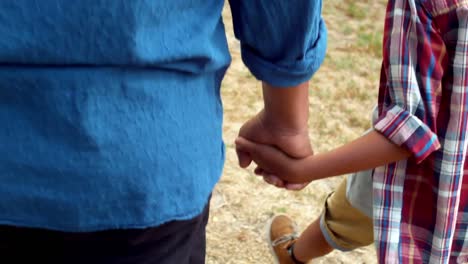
0,201,210,264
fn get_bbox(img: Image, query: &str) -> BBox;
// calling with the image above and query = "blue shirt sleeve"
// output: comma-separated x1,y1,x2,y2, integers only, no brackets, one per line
229,0,327,87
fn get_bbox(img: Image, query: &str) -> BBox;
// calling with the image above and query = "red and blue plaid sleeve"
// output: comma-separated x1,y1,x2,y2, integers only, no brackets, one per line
371,0,447,164
374,104,440,163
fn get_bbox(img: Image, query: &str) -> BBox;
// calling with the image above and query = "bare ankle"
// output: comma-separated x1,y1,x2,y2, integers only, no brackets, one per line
288,242,307,264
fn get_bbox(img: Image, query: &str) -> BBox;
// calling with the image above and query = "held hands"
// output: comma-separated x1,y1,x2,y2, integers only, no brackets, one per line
236,136,312,185
236,110,313,190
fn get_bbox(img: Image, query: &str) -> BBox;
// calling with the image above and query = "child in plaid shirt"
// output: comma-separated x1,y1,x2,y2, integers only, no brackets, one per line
237,0,468,263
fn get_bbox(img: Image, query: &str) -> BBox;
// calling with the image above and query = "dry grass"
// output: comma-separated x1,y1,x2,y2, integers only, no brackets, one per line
207,1,387,263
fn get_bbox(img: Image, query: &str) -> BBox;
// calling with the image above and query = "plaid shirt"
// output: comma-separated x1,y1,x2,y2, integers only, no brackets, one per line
372,0,468,263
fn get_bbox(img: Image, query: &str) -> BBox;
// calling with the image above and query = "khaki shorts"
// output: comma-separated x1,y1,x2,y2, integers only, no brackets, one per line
319,177,374,251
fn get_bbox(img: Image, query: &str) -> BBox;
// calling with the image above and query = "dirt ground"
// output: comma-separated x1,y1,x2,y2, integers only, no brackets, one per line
207,1,387,263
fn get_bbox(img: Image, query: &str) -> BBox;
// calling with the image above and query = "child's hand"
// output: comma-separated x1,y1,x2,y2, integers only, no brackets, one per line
235,137,310,186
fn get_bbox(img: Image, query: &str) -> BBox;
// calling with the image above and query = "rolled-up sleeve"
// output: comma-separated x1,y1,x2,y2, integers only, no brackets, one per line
228,0,327,87
370,0,454,164
374,104,440,163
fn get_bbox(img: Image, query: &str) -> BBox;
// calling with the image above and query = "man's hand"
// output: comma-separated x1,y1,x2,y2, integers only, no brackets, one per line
236,81,312,190
236,110,312,190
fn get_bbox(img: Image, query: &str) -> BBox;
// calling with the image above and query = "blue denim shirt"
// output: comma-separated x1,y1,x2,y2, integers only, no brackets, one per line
0,0,326,231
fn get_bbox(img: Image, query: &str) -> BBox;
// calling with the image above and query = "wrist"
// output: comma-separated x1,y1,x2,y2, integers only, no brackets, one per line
298,154,328,182
259,109,308,136
262,82,310,133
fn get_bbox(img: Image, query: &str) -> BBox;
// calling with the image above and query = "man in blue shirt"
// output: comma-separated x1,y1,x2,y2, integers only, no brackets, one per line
0,1,326,263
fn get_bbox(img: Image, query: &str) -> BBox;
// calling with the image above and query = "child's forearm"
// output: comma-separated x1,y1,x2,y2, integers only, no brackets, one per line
300,131,411,180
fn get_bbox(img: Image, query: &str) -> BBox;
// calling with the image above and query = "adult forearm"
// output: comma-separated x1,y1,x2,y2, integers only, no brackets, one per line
262,82,309,133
